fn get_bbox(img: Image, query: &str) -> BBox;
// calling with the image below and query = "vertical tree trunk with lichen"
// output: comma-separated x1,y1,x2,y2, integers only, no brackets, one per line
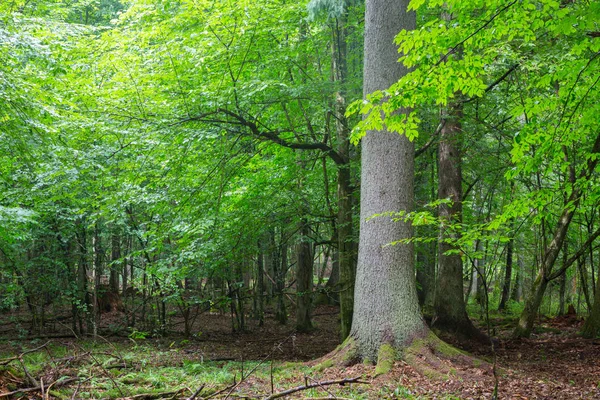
349,0,428,361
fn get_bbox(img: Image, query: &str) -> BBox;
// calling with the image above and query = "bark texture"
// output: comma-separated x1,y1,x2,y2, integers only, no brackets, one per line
350,0,427,360
582,271,600,338
331,11,356,341
498,235,514,311
433,105,485,341
296,219,314,332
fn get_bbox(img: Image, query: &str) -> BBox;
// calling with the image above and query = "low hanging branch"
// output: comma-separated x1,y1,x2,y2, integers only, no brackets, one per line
263,376,368,400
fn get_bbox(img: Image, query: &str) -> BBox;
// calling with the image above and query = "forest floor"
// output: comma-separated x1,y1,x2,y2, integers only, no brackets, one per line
0,305,598,399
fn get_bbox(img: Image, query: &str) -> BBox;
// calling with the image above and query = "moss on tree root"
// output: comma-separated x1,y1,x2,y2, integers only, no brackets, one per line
374,343,395,376
316,332,489,381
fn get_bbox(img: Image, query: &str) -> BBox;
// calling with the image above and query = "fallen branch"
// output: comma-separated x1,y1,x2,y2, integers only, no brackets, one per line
116,389,187,400
0,377,79,398
186,384,205,400
264,377,368,400
0,341,51,366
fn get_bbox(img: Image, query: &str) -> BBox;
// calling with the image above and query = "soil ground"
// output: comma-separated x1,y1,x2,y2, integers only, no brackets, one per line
0,304,599,399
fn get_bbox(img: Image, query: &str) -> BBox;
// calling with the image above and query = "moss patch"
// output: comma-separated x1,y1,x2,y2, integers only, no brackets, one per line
374,343,395,376
314,358,333,372
402,331,488,381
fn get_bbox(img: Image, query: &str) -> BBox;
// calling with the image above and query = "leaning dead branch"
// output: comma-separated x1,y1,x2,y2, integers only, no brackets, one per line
263,376,368,400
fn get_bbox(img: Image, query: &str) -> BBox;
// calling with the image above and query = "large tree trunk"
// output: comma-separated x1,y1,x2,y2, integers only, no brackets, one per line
349,0,427,361
433,103,484,341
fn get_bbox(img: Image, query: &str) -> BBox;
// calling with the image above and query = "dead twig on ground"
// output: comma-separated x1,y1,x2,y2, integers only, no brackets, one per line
116,388,187,400
0,340,51,366
0,377,79,398
263,376,368,400
186,384,205,400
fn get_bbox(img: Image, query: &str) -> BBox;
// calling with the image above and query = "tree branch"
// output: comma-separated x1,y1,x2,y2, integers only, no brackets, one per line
179,108,347,165
264,376,368,400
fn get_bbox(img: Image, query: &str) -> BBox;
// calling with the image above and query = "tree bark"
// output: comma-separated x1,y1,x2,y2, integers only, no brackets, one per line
92,222,102,337
330,9,356,341
433,103,485,341
416,152,436,310
275,229,288,325
110,232,121,293
296,219,313,332
416,237,435,309
578,258,592,312
511,255,523,302
350,0,427,360
254,240,265,326
582,268,600,338
498,234,514,311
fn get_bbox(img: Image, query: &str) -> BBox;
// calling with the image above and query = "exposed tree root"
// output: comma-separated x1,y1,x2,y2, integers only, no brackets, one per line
315,331,490,385
401,331,487,379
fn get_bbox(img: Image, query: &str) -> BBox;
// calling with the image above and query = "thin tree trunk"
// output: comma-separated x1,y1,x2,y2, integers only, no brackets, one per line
499,234,514,311
255,241,265,326
110,232,121,293
579,258,592,312
511,256,523,302
92,222,102,337
296,219,313,332
558,270,567,316
275,230,288,325
328,11,356,340
582,267,600,337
